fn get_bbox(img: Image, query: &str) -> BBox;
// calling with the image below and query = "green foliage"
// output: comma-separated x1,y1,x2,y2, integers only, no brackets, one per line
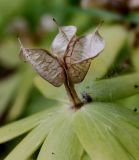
0,74,21,117
0,0,139,159
74,103,139,160
1,103,139,160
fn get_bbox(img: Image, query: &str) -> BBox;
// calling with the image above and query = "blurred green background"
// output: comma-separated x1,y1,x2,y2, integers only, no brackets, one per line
0,0,139,158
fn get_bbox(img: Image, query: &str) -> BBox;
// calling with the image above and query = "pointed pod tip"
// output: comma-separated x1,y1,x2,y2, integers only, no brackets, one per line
52,17,56,22
17,38,27,62
17,37,25,50
17,37,22,46
97,20,104,30
52,18,59,26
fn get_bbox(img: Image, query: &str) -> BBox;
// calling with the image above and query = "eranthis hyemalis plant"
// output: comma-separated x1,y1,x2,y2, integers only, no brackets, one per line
1,21,139,160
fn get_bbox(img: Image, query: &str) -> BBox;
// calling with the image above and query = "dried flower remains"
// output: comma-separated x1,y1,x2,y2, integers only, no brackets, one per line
19,19,105,108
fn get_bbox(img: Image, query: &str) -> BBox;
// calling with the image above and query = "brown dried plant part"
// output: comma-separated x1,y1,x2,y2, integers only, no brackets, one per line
19,19,105,108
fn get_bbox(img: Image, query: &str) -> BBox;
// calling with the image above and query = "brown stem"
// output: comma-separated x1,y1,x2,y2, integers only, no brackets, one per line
64,79,83,109
57,56,83,109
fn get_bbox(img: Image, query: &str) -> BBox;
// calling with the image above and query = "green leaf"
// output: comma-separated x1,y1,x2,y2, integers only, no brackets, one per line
35,73,139,103
132,47,139,72
0,38,21,67
0,106,59,143
6,69,34,121
2,102,139,160
81,153,91,160
0,0,25,32
117,46,139,113
37,109,83,160
4,122,50,160
0,74,21,116
34,76,68,102
77,73,139,102
0,0,24,15
126,12,139,25
4,109,66,160
117,95,139,113
55,7,123,22
23,88,59,116
74,102,139,160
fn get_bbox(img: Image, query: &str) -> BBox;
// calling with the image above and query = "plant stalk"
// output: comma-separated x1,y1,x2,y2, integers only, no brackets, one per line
64,80,83,109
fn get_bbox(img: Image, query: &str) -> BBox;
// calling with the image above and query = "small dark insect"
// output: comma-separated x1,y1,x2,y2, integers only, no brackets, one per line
134,85,139,88
52,152,55,155
133,108,137,112
81,91,92,103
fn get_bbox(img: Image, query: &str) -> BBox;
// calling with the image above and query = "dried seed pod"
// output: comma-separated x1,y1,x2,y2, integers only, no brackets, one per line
19,20,105,87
